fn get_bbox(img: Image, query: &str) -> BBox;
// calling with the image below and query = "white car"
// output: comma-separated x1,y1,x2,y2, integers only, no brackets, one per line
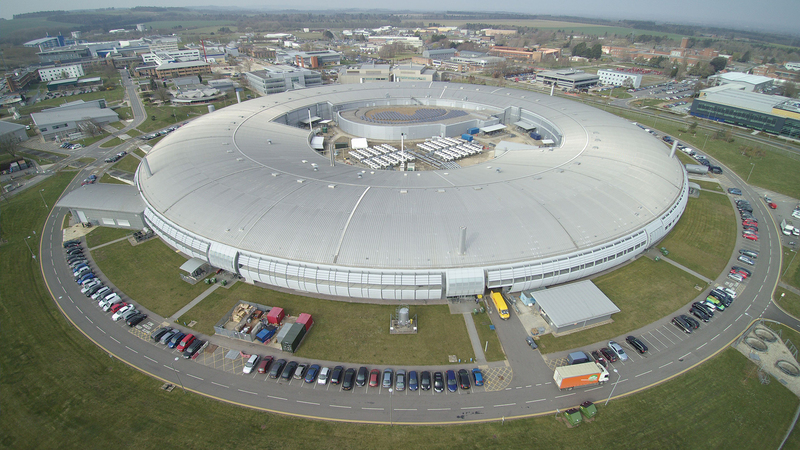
792,209,800,219
728,273,744,282
721,287,737,298
608,340,629,362
317,367,330,385
243,354,260,374
112,304,134,321
80,280,101,293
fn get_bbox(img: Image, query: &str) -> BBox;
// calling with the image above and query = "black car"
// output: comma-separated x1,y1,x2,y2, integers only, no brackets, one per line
151,326,172,342
739,249,758,259
591,350,608,368
126,313,147,326
420,371,431,391
63,239,81,248
342,368,356,390
458,369,471,390
330,365,344,385
672,316,692,334
356,366,368,387
692,302,714,316
681,314,700,330
433,371,444,393
183,339,204,359
690,306,711,322
269,359,287,378
281,361,298,380
730,266,752,277
626,335,648,354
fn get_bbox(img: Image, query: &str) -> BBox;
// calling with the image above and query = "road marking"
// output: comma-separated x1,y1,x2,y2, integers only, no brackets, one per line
75,306,83,314
526,385,532,388
95,326,105,334
461,406,484,410
110,336,120,343
736,314,743,322
655,328,675,345
505,387,512,390
85,316,93,324
724,324,733,331
362,407,384,411
745,305,751,312
187,374,203,381
266,394,285,400
545,382,552,385
635,370,652,378
395,408,416,411
515,386,522,389
585,387,603,392
696,343,708,350
759,285,764,293
526,398,546,403
660,361,674,369
164,365,177,371
143,355,157,363
554,393,575,399
211,382,229,389
125,346,138,353
679,352,691,360
238,389,258,395
710,333,720,341
428,407,450,411
535,383,542,386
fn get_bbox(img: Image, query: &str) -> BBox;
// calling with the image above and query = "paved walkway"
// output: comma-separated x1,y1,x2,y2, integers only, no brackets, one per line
645,249,713,284
780,281,800,297
168,284,220,322
462,312,486,364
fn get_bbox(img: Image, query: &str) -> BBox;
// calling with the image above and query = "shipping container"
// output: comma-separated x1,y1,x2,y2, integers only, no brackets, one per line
266,307,285,324
529,132,542,140
281,322,307,353
684,164,709,175
296,313,313,331
467,127,480,135
274,323,291,343
461,134,473,142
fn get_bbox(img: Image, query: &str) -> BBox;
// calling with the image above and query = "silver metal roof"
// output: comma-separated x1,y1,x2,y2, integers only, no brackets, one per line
699,87,788,113
138,82,683,271
528,280,620,327
57,183,145,214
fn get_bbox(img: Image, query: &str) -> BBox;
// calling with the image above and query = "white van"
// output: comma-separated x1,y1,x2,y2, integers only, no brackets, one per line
243,355,260,374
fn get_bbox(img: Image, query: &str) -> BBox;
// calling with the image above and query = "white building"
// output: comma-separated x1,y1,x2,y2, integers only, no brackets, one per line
141,49,201,64
38,64,85,82
707,72,774,93
245,66,322,95
597,69,643,88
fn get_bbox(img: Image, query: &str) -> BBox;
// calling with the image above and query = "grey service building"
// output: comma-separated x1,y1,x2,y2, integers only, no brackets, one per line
526,280,621,334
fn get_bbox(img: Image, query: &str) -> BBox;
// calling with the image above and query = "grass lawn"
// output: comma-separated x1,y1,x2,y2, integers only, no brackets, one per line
631,98,666,108
112,154,141,173
77,157,96,165
74,133,110,148
85,227,132,248
99,137,124,148
610,87,631,99
1,170,799,448
114,107,134,121
108,121,125,130
20,150,67,165
782,246,800,290
134,149,147,158
536,258,703,353
91,239,211,318
99,173,127,184
775,288,800,320
658,190,736,279
190,282,475,366
19,87,125,116
692,179,724,192
675,150,696,165
473,309,506,362
176,290,242,335
137,104,210,133
125,129,142,138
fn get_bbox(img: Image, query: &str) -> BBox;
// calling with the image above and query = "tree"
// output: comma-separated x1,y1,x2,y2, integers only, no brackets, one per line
323,30,334,40
0,134,21,158
688,121,698,134
154,87,171,103
739,50,751,63
709,56,728,73
780,81,798,98
590,43,602,60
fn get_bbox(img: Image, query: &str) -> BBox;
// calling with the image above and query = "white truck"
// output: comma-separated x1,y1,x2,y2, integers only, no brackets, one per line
781,219,799,236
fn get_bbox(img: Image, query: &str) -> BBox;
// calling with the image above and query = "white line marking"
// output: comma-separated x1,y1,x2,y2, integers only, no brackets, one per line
493,402,516,407
526,398,546,403
526,385,532,388
395,408,417,411
85,317,93,324
545,382,552,385
143,355,157,363
505,387,511,390
655,328,676,345
696,343,708,350
554,393,575,399
535,383,542,386
211,382,229,389
759,285,764,293
724,324,733,331
428,407,450,411
329,404,351,409
164,365,177,371
75,306,83,314
660,361,674,369
515,386,522,389
745,305,751,312
585,387,603,392
110,336,120,343
96,326,105,334
125,346,138,353
238,389,258,395
636,370,652,378
736,314,743,322
679,352,691,360
362,407,384,411
187,374,203,381
461,406,484,410
711,333,720,341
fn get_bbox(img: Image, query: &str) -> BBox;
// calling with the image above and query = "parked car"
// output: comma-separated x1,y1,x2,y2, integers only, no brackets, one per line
281,361,298,380
591,350,608,367
458,369,471,390
243,354,261,374
342,368,356,391
626,336,648,354
690,306,711,322
395,369,406,391
728,272,745,282
305,364,320,383
112,304,134,321
681,314,700,329
727,188,742,195
317,366,330,384
269,359,287,378
433,371,444,393
160,329,181,345
600,347,618,362
176,334,195,352
408,370,418,391
168,332,186,349
742,233,758,241
369,369,380,387
356,366,368,387
472,368,484,386
382,368,393,388
331,365,344,385
672,316,692,334
257,356,273,373
738,255,755,265
182,339,204,358
446,370,458,392
109,301,129,314
608,341,629,361
151,327,172,342
739,249,758,259
768,202,777,209
126,313,147,326
293,363,308,380
525,336,538,350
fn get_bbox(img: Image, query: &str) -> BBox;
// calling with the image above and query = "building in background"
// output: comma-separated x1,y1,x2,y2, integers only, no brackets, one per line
536,69,600,90
597,69,643,88
31,99,119,141
488,46,561,62
245,66,322,95
4,70,39,92
707,72,774,92
38,64,85,82
277,50,341,68
337,63,392,84
391,64,437,82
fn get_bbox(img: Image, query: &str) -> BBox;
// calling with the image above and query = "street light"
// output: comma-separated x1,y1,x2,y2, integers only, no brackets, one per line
172,357,186,393
24,235,36,259
605,368,621,406
747,162,756,183
388,388,393,426
39,189,48,209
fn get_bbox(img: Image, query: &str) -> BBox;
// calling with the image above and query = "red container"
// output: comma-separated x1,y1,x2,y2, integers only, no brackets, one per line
296,313,313,331
266,307,285,324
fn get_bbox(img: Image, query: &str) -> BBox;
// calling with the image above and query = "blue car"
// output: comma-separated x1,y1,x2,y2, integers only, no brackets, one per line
472,368,484,387
408,370,418,391
446,370,457,393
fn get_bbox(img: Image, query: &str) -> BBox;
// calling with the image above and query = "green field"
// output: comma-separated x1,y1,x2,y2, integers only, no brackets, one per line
91,239,211,317
85,226,132,248
111,154,141,173
783,246,800,290
99,173,127,184
433,19,685,40
137,104,210,133
775,288,800,320
691,179,724,192
19,149,68,166
134,149,147,158
185,282,476,366
99,137,124,148
658,190,736,279
473,309,505,362
144,20,236,30
536,258,702,353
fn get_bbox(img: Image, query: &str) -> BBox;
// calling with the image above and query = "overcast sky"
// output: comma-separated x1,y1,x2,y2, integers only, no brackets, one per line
2,1,796,36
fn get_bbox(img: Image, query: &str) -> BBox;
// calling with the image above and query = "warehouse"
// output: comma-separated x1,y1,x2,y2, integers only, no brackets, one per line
536,69,599,90
31,99,118,141
133,82,687,301
597,69,642,88
56,184,145,229
525,280,621,334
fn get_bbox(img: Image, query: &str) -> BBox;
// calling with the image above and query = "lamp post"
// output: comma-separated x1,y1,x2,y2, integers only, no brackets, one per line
172,357,186,393
39,189,48,209
388,388,393,426
24,235,36,259
605,368,620,406
747,162,756,183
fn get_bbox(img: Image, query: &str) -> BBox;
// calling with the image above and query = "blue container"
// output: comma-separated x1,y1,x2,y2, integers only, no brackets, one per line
461,134,474,142
529,132,542,140
467,127,480,135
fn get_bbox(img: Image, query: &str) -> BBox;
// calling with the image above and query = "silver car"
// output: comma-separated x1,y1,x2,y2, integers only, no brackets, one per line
608,340,628,362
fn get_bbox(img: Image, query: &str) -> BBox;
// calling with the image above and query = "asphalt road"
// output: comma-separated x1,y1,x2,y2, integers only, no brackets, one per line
35,81,798,424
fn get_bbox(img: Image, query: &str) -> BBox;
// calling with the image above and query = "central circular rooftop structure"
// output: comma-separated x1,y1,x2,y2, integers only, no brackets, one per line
137,82,688,300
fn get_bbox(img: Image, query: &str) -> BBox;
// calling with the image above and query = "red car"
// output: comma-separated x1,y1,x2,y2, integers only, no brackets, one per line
109,302,129,313
768,202,777,209
743,233,758,241
742,219,758,226
176,334,195,352
730,268,749,279
600,347,618,363
368,369,380,387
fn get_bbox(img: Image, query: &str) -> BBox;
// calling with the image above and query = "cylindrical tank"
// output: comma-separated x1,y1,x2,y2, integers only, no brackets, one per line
399,307,409,324
207,104,215,114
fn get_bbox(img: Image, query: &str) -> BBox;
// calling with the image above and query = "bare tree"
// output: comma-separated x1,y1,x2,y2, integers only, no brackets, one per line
0,134,22,158
154,87,171,103
77,119,102,137
240,58,253,74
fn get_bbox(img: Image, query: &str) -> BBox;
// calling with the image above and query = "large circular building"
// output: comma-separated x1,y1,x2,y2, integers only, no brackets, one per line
136,82,688,300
